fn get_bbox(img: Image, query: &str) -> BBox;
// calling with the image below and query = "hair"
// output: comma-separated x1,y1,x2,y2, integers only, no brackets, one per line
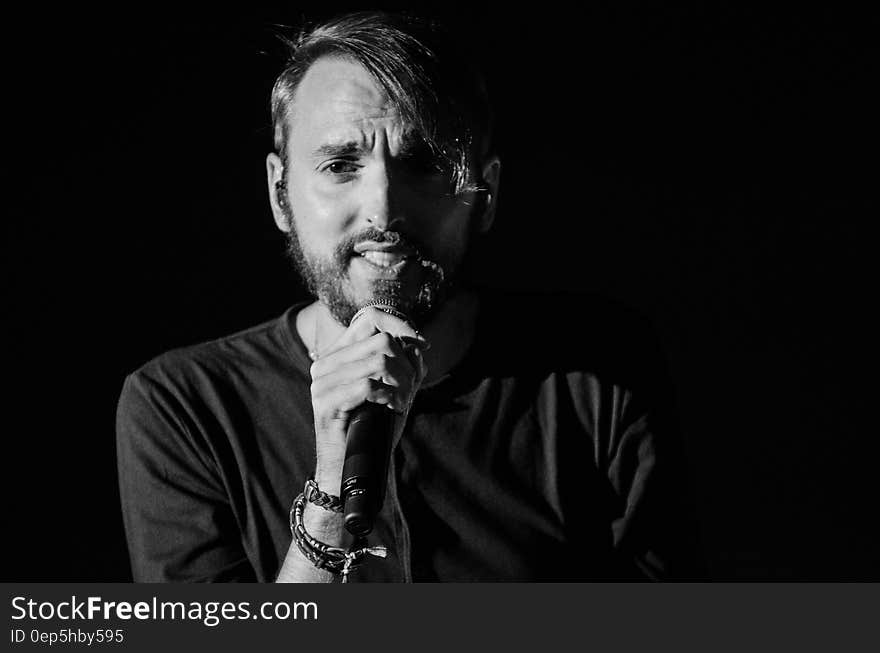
270,11,493,194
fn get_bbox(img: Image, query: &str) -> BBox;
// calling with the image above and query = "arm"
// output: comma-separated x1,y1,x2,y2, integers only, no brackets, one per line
606,388,705,580
275,461,347,582
117,307,426,583
276,307,428,582
117,369,347,583
275,505,346,583
116,372,256,582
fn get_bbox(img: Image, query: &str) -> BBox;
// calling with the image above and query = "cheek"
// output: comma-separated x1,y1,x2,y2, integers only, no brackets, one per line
288,178,354,248
416,223,469,278
424,205,474,261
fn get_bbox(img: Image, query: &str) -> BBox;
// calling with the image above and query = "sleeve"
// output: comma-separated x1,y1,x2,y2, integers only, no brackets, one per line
115,371,256,582
606,386,706,581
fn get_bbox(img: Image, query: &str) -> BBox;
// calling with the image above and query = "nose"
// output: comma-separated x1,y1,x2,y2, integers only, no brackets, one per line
363,163,405,232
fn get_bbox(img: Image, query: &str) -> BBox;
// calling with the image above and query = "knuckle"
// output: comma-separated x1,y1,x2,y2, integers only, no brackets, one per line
377,338,396,357
376,332,394,349
358,378,373,395
310,374,329,394
375,351,391,369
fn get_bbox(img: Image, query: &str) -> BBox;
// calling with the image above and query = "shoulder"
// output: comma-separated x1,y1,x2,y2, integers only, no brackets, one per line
475,288,666,393
121,306,309,404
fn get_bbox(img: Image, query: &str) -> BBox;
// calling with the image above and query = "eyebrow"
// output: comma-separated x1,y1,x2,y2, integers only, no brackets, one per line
312,141,367,158
311,132,428,160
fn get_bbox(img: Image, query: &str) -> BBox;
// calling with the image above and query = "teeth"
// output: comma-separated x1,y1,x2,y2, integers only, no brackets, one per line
362,251,406,267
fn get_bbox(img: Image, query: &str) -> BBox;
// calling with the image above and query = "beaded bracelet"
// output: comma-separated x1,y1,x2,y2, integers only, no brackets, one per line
289,491,387,582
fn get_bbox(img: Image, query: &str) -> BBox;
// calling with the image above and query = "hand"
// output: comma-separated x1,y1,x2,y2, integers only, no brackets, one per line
308,307,429,495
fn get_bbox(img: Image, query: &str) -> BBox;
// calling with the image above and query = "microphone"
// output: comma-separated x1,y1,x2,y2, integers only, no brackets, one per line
341,404,395,537
341,302,410,537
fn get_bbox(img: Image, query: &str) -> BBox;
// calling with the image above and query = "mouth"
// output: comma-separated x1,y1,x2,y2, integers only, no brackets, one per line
358,250,412,268
352,242,418,271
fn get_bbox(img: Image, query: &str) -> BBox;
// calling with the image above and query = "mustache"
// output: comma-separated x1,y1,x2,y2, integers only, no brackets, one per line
333,228,427,263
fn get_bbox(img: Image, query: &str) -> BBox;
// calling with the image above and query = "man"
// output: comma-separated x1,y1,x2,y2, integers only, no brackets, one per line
116,11,701,582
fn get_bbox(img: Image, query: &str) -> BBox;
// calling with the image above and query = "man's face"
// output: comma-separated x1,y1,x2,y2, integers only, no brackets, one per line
274,56,482,326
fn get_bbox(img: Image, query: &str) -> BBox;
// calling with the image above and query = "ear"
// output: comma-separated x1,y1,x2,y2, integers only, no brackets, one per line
476,155,501,234
266,152,292,233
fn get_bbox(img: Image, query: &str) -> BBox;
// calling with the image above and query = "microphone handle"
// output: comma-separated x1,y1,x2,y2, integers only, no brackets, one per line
341,403,396,537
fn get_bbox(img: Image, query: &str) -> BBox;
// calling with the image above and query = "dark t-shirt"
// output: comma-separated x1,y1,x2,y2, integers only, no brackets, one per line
116,292,702,581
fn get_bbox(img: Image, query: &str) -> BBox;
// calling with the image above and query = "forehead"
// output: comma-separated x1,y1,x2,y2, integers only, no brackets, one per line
285,56,407,149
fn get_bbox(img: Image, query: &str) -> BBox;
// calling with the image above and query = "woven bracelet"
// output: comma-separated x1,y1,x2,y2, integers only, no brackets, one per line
289,492,387,582
304,478,344,513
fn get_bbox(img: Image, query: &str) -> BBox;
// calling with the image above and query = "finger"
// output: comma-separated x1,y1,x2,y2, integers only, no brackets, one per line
398,334,431,350
323,307,427,356
410,344,428,383
311,331,424,380
313,378,398,426
312,351,413,397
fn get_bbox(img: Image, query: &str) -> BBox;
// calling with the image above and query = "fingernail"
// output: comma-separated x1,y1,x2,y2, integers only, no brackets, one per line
401,335,430,350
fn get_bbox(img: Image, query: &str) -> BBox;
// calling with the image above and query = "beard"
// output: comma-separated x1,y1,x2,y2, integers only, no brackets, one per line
285,223,454,328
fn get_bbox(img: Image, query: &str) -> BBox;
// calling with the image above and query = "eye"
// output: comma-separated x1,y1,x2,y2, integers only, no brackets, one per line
322,159,360,175
406,157,445,177
397,143,454,183
399,148,445,177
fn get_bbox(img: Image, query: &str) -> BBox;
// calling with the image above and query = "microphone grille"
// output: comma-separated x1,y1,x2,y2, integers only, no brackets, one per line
349,300,411,327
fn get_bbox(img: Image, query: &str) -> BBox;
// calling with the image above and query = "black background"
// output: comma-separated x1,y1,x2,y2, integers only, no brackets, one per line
5,3,875,580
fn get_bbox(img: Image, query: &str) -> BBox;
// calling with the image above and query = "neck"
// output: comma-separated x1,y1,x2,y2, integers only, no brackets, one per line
296,290,480,384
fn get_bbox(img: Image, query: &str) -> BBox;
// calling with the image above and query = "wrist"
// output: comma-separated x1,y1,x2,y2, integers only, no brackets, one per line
289,492,387,581
314,466,343,496
302,502,346,544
